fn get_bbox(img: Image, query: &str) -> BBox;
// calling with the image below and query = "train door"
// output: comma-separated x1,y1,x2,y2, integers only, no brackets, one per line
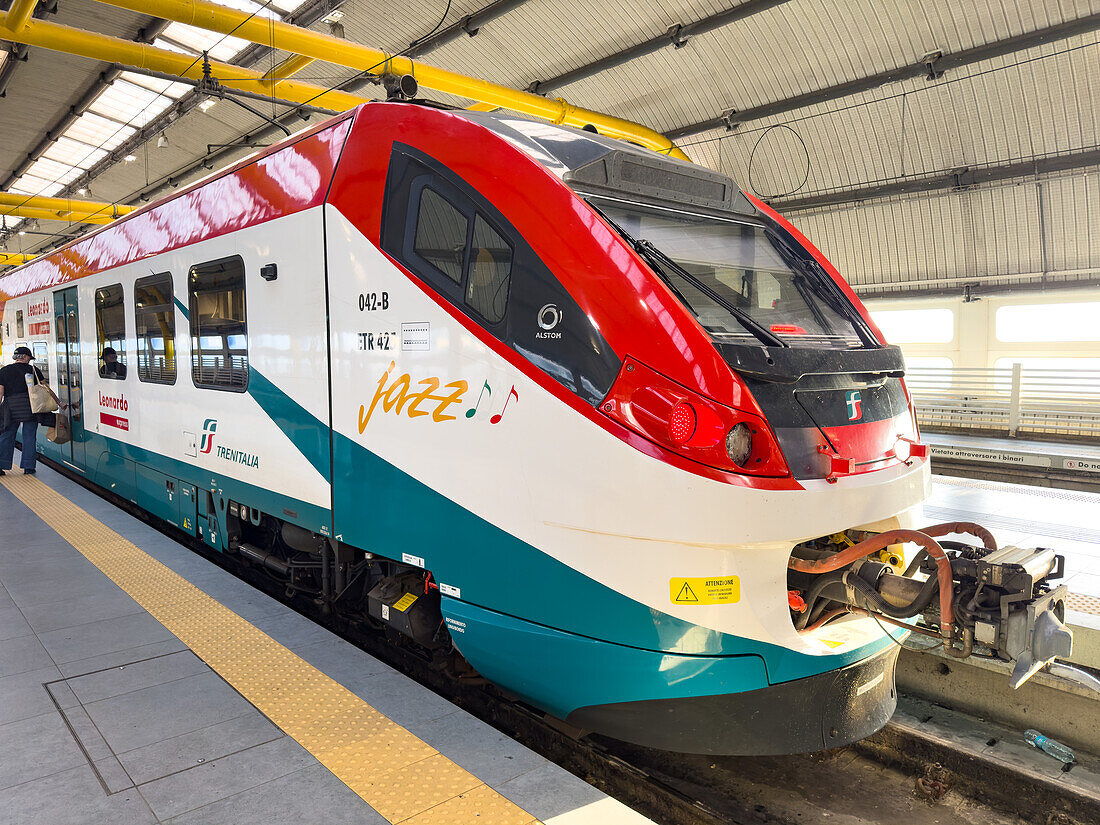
53,287,85,471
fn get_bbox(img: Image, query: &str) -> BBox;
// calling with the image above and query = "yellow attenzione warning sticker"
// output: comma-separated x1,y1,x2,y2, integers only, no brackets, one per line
393,592,418,612
669,575,741,605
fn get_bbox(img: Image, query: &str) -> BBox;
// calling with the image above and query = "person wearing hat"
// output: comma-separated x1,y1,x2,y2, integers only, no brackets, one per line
99,346,127,379
0,346,64,475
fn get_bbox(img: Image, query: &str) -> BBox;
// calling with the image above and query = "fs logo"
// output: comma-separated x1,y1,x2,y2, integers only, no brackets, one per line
845,391,863,421
200,418,218,454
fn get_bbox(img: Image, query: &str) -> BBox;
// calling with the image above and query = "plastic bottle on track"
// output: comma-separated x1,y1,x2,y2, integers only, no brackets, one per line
1024,729,1076,763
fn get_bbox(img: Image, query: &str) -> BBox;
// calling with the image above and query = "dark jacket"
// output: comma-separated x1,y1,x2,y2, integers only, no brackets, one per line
0,363,46,423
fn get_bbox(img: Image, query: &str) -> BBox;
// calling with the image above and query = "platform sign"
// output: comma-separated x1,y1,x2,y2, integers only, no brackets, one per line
929,445,1052,468
1063,458,1100,473
670,575,741,605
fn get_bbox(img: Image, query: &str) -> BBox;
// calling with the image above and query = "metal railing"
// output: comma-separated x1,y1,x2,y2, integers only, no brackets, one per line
907,365,1100,440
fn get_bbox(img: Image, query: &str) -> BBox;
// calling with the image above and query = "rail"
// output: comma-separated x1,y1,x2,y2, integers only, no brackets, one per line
907,365,1100,440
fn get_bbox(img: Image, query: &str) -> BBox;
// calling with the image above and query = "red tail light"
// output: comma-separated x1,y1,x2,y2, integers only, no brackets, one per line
600,358,790,477
668,402,697,445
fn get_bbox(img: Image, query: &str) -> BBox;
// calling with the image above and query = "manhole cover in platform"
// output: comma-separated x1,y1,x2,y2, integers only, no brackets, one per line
46,650,284,795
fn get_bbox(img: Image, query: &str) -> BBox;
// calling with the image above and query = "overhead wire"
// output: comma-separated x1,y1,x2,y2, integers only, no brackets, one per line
121,0,463,206
10,0,464,262
680,35,1100,150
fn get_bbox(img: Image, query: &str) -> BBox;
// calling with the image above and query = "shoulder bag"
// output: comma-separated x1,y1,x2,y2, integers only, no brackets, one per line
28,368,58,414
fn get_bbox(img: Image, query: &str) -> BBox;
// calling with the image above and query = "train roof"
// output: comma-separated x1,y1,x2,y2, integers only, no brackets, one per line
0,102,755,302
453,108,756,217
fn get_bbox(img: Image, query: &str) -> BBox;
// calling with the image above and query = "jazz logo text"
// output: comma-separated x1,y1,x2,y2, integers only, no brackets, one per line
359,361,468,430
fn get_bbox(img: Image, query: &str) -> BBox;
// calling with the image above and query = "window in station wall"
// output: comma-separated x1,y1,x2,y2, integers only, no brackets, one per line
993,357,1100,372
869,308,954,344
996,302,1100,342
903,356,953,371
992,357,1100,398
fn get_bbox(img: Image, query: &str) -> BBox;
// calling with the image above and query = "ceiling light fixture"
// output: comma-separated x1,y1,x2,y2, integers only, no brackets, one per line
124,153,137,162
77,187,88,196
199,98,216,112
157,132,169,149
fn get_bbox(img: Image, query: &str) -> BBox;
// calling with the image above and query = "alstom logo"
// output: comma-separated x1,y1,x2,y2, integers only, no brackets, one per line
200,419,217,454
846,391,863,421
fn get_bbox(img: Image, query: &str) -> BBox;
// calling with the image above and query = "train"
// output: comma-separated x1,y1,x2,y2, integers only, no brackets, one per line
0,100,1072,755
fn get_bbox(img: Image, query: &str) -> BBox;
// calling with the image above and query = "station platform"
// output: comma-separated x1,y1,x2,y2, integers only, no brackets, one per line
0,455,655,825
926,473,1100,622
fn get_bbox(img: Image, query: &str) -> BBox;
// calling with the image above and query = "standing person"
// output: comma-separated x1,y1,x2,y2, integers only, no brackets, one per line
0,346,64,475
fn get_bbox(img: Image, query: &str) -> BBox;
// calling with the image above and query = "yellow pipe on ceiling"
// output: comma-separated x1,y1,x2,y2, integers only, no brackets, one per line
0,192,133,218
4,0,38,32
1,204,115,225
86,0,690,161
262,53,316,86
2,18,368,111
0,253,36,265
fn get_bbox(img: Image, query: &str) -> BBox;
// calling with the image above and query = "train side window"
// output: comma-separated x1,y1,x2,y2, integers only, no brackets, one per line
95,284,128,380
134,272,177,385
466,216,513,323
413,187,468,284
189,256,248,392
15,310,24,338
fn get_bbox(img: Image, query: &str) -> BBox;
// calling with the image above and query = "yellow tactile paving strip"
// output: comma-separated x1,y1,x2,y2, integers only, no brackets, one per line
1,475,539,825
1067,592,1100,617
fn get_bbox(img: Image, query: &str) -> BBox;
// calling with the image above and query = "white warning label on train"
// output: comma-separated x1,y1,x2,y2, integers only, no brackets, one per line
401,322,430,351
670,576,741,605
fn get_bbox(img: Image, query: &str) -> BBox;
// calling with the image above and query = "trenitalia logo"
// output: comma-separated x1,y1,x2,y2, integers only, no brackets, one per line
845,391,862,421
200,419,217,454
199,418,261,468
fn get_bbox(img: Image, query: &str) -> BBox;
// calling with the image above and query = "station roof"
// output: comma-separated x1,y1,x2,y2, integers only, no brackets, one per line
1,0,1097,291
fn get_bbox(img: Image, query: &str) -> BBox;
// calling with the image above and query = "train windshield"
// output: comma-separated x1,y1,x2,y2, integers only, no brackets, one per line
593,199,871,349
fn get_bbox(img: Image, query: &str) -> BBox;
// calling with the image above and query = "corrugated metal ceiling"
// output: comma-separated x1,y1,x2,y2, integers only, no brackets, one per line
0,0,1097,293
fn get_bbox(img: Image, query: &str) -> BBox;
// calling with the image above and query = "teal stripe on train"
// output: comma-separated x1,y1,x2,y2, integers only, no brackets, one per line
329,429,900,689
443,598,771,719
44,428,332,539
246,366,331,481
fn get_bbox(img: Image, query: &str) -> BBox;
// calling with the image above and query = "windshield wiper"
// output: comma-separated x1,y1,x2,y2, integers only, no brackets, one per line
634,239,787,348
769,232,879,347
587,199,786,348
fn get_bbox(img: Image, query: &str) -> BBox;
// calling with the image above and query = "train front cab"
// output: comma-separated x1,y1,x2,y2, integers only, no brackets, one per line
324,105,929,755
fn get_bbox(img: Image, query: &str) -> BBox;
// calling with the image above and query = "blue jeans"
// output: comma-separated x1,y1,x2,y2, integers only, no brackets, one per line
0,418,38,471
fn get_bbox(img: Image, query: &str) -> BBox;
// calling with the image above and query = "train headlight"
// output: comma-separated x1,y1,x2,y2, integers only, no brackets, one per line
668,401,697,445
726,423,752,466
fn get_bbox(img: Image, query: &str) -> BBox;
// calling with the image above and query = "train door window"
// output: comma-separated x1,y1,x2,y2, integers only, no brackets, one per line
188,256,248,391
413,187,467,284
465,216,513,323
32,341,49,384
95,284,128,380
15,310,24,338
135,272,177,384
